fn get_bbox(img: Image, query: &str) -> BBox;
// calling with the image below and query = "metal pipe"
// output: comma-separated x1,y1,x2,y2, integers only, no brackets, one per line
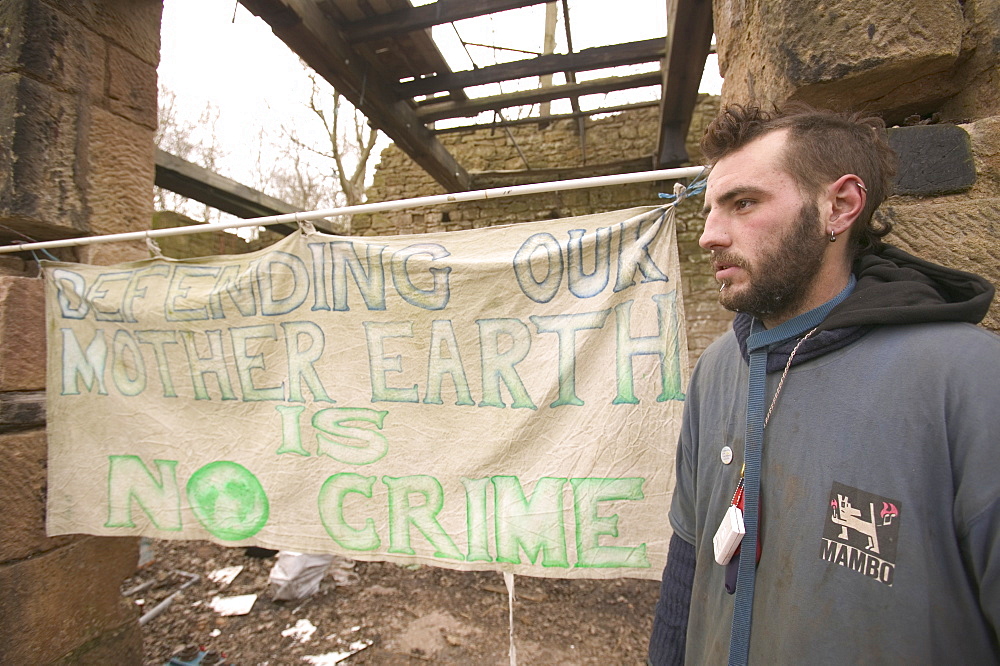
138,570,200,626
0,166,705,255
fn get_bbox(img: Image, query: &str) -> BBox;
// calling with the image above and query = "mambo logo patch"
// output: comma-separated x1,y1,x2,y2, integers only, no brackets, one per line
820,482,901,587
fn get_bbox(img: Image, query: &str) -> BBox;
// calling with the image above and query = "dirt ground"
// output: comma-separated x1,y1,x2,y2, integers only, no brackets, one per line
123,540,660,665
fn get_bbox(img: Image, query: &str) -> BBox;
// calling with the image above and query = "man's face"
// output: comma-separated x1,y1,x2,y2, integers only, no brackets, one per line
714,202,828,320
699,130,830,325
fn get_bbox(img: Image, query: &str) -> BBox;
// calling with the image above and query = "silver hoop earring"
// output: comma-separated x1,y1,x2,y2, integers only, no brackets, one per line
830,231,837,243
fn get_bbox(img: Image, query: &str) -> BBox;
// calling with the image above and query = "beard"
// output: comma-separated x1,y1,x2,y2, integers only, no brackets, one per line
714,203,829,321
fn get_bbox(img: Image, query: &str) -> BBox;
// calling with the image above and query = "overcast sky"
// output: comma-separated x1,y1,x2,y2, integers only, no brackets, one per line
157,0,723,194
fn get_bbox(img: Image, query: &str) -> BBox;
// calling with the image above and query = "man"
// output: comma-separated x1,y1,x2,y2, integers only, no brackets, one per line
649,104,1000,664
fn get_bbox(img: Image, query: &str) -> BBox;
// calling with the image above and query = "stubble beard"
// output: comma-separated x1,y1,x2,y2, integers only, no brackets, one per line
715,203,829,321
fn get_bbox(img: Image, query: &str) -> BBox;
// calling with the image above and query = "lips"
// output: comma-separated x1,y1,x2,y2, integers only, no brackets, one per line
712,257,745,281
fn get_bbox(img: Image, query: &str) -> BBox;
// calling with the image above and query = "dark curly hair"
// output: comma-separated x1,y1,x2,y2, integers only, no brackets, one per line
701,103,897,257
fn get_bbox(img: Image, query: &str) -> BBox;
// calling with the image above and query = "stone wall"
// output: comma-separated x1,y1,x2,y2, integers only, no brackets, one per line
152,210,285,259
356,97,733,360
0,0,162,661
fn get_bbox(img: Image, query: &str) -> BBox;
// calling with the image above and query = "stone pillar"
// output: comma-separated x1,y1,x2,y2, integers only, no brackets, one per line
0,0,162,661
712,0,967,122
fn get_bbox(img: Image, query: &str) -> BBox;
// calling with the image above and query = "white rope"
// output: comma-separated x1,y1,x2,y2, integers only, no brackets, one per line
0,166,705,255
504,571,517,666
144,233,165,259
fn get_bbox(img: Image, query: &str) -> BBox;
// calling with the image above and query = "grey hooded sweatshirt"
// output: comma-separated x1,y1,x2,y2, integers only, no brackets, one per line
650,245,1000,664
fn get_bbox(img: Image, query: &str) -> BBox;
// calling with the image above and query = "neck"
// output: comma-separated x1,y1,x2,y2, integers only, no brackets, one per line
757,273,856,334
761,269,853,329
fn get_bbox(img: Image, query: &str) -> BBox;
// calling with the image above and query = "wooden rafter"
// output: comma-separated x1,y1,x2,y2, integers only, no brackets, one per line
656,0,713,166
239,0,471,192
416,71,662,122
154,149,302,235
431,100,660,134
344,0,550,43
397,38,665,98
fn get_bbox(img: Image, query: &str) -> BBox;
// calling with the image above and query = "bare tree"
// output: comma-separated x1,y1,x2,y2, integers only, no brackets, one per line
251,126,333,212
284,73,381,207
155,85,226,224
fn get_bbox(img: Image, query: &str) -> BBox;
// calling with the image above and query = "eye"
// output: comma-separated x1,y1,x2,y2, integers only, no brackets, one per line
735,199,754,211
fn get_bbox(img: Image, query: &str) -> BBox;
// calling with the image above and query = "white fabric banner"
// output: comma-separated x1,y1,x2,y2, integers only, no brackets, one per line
45,205,687,579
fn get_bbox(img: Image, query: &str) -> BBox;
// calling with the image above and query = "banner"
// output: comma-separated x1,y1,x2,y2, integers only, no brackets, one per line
45,205,687,580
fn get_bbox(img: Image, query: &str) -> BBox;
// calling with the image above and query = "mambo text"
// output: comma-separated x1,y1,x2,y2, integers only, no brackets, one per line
57,294,684,407
50,221,669,322
107,455,650,569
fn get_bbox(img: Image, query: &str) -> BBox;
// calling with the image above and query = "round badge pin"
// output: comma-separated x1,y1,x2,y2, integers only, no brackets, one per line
721,446,734,465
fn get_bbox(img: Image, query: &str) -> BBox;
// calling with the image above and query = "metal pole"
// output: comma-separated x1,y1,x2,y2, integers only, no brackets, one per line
0,166,705,255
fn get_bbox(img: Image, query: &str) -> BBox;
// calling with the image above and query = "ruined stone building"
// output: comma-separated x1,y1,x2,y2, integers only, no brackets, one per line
1,0,998,661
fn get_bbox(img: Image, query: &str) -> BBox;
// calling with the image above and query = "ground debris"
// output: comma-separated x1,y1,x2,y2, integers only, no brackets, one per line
123,540,659,664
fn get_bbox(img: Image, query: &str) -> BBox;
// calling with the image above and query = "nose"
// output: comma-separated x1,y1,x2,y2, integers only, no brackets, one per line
699,210,730,252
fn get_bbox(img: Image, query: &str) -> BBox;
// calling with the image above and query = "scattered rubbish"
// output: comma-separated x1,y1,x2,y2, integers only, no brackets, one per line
326,556,360,587
244,546,279,558
209,629,221,638
209,594,258,616
135,599,146,606
123,578,157,597
138,536,156,568
166,644,226,665
301,639,373,665
140,571,200,626
206,565,244,587
281,618,318,643
269,552,335,601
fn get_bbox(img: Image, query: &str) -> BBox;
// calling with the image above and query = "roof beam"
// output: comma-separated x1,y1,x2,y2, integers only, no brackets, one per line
239,0,470,192
416,71,663,122
469,157,655,188
656,0,713,166
154,149,302,235
344,0,550,44
432,100,660,134
397,38,665,98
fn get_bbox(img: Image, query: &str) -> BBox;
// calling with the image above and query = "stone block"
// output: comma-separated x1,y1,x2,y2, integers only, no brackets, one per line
0,74,89,240
0,428,77,563
2,0,106,98
888,124,976,196
962,115,1000,197
86,106,156,237
0,276,46,391
940,0,1000,121
0,255,30,277
0,391,46,429
0,536,140,663
879,197,1000,332
50,0,163,67
78,239,149,266
714,0,965,120
107,42,157,129
55,620,144,664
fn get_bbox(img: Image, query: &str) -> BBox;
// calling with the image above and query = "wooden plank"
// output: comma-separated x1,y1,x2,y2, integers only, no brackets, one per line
397,38,665,97
344,0,550,43
655,0,713,166
469,157,656,188
431,100,660,134
154,149,302,235
239,0,470,192
415,71,663,122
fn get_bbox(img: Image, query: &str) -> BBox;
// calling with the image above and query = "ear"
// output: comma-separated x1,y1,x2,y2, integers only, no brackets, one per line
825,174,866,238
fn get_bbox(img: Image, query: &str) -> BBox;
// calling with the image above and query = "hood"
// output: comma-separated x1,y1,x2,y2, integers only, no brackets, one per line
735,244,996,371
818,245,995,330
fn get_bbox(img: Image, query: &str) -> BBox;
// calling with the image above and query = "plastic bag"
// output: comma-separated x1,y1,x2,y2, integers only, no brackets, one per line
268,551,335,601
